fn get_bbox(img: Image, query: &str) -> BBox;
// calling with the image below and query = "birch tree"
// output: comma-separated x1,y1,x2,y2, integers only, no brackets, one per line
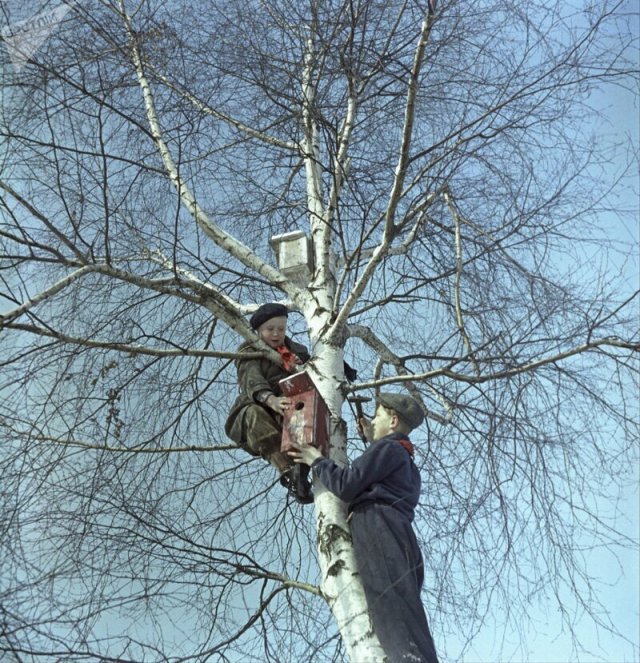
1,0,638,661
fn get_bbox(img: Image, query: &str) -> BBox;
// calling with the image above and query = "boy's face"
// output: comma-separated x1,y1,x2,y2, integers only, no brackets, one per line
257,316,287,348
371,405,396,441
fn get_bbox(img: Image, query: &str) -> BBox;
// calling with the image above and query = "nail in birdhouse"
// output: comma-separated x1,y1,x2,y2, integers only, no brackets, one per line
279,370,330,456
269,230,313,286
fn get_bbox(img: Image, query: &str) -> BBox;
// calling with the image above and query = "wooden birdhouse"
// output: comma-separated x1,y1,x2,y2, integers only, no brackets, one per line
279,370,330,456
269,230,313,286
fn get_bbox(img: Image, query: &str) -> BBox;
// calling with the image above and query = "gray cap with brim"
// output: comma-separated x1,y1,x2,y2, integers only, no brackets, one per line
377,392,425,430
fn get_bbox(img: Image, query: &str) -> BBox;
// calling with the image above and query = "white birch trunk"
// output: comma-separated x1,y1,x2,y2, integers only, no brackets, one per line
303,313,387,662
299,32,386,660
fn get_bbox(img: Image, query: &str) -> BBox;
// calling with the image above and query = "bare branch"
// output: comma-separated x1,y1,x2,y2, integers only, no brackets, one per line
352,337,640,390
445,189,481,376
347,323,453,425
116,0,301,301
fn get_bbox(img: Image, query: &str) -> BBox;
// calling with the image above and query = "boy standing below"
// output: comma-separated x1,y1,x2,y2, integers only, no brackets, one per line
288,393,440,663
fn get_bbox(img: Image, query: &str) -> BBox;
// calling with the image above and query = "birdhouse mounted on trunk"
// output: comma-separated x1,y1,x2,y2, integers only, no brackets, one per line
279,370,330,456
269,230,314,286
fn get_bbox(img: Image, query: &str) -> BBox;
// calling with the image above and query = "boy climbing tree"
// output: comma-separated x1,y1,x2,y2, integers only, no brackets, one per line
225,303,313,503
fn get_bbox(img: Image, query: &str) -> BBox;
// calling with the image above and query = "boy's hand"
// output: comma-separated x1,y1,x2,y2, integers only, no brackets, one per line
266,394,291,415
288,442,323,466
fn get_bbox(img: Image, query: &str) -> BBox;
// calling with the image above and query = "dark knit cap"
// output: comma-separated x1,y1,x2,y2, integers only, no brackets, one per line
250,303,289,330
377,392,425,430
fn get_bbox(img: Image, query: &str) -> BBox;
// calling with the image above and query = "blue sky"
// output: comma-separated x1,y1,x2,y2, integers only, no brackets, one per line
442,23,640,662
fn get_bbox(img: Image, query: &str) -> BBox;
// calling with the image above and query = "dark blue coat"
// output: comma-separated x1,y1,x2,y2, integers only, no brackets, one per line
312,432,439,663
312,432,420,520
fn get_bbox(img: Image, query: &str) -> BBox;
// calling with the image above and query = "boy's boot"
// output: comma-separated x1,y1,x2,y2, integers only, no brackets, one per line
280,464,313,504
292,464,313,504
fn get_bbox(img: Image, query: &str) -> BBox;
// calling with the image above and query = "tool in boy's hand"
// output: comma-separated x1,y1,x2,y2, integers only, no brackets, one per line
347,395,372,443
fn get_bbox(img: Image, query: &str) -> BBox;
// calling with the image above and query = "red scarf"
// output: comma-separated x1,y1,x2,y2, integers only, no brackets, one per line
398,437,415,457
276,345,301,373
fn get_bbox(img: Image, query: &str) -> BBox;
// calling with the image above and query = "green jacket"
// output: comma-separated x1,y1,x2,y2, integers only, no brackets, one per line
224,337,310,442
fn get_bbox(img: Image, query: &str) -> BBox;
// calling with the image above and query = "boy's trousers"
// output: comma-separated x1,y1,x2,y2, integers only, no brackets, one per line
228,404,290,472
350,503,439,663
